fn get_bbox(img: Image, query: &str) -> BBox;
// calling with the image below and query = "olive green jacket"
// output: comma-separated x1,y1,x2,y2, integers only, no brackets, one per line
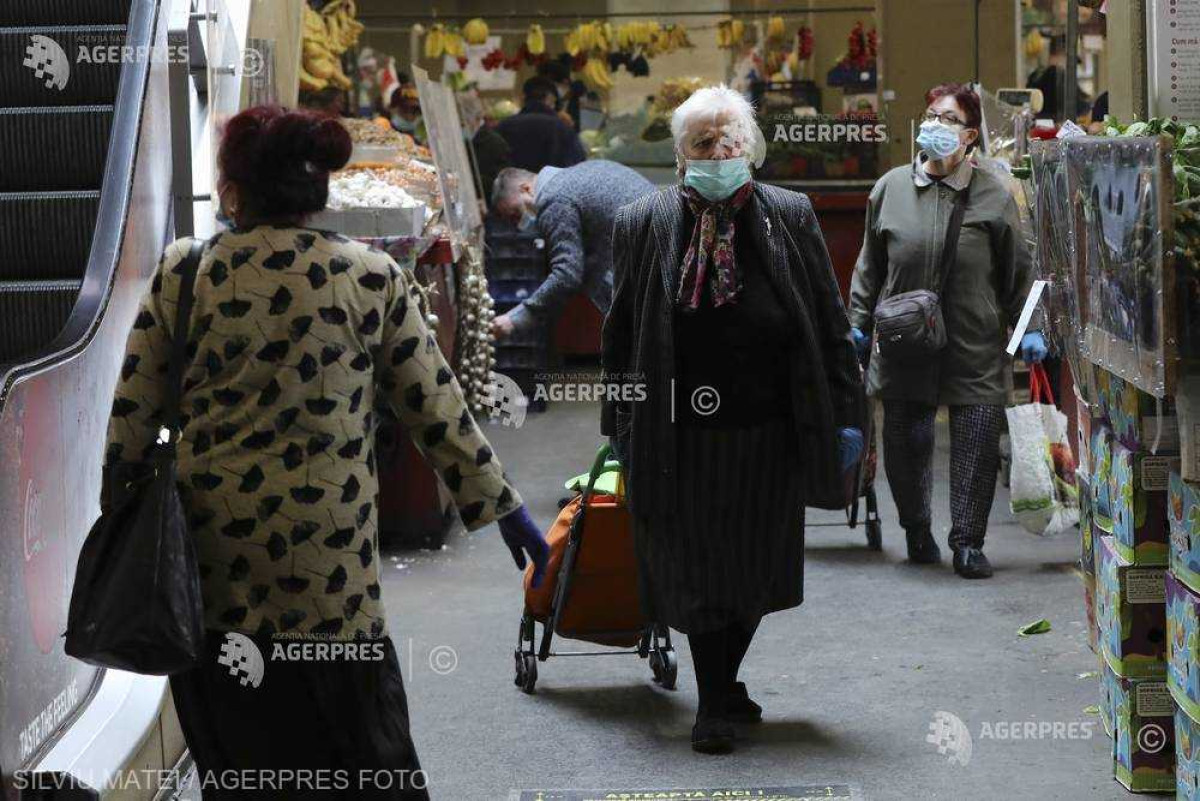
848,157,1036,406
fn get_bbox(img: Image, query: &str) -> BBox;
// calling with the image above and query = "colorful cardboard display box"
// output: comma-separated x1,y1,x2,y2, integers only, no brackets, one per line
1096,534,1167,678
1108,440,1175,565
1084,572,1099,655
1096,366,1180,454
1092,425,1115,534
1080,471,1095,576
1101,663,1176,793
1168,572,1200,721
1177,703,1200,800
1171,472,1200,595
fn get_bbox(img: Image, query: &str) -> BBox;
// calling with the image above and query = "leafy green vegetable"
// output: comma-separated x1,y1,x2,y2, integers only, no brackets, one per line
1017,618,1052,637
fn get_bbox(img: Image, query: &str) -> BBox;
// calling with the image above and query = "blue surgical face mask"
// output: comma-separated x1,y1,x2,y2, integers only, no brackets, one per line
916,120,962,160
392,115,417,133
683,157,752,202
517,209,537,232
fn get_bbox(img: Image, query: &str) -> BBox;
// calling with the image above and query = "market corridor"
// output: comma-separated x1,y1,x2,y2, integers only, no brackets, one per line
381,398,1117,801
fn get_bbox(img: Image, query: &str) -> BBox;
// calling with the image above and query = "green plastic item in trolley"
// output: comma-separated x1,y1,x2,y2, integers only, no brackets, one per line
563,456,622,495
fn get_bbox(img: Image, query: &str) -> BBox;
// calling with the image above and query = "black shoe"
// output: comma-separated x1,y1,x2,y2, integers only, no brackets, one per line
726,682,763,724
906,527,941,564
953,547,994,579
691,715,735,754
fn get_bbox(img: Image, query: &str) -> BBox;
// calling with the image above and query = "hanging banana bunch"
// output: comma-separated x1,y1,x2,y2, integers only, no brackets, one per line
301,3,352,91
717,18,746,49
442,28,465,57
583,56,614,90
424,23,446,58
767,15,786,42
463,17,489,45
527,23,545,55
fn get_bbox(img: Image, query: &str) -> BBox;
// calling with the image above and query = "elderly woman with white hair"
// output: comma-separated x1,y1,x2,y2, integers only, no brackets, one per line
601,85,865,753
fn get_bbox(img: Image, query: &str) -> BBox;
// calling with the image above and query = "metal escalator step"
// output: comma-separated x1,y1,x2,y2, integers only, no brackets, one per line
0,106,113,191
0,279,81,363
0,191,99,281
0,25,125,107
0,1,131,26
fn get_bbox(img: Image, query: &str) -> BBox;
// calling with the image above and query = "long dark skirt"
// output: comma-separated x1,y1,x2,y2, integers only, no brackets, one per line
631,416,806,635
170,631,428,799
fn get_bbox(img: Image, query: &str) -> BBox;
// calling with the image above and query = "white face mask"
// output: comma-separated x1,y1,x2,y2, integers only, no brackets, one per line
916,120,962,160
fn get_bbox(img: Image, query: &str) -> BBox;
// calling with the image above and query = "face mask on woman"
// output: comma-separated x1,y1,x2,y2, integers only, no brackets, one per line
683,157,752,202
916,120,962,161
392,115,417,133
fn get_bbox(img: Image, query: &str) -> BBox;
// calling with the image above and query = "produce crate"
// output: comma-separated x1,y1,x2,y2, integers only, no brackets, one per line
1100,663,1176,793
1096,533,1168,678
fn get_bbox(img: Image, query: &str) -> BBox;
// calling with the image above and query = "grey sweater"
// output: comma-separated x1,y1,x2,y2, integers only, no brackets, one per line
507,160,656,332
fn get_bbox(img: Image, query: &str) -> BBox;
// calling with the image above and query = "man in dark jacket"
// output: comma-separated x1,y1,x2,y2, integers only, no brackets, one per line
489,160,655,338
496,77,587,173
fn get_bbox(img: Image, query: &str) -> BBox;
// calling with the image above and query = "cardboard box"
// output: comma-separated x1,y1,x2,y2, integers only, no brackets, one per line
1084,571,1099,655
1108,440,1175,565
1178,373,1200,483
1107,371,1179,454
1176,702,1200,799
1096,534,1167,678
1101,663,1176,793
1092,425,1116,534
1170,472,1200,594
1075,384,1093,475
1169,572,1200,722
1079,471,1096,576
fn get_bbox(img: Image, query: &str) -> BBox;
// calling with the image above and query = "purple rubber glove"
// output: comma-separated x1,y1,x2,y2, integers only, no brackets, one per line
498,505,550,587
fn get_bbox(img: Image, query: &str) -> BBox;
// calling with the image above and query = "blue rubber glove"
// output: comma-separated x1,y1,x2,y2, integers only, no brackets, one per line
838,427,865,473
497,505,550,587
1020,331,1048,364
851,327,870,358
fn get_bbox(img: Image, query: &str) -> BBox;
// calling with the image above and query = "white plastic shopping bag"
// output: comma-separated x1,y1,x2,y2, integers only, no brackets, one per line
1006,364,1080,536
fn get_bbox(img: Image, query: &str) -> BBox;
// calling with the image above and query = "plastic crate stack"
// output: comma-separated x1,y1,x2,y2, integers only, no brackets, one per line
1168,372,1200,797
1080,366,1180,793
484,221,551,411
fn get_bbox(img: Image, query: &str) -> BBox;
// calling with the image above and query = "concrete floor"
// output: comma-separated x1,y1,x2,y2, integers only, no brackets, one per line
381,398,1127,801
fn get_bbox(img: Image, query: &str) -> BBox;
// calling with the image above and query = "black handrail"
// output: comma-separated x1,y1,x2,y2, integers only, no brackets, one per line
0,0,163,404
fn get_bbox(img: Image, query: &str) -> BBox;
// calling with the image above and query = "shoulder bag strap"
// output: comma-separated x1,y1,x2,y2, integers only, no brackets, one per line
160,240,205,444
937,178,971,296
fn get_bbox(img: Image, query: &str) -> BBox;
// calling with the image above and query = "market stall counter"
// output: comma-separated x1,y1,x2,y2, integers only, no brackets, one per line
775,179,873,302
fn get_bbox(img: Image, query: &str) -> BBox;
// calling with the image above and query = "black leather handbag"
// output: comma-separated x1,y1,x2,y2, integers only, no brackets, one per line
65,240,206,675
872,181,970,361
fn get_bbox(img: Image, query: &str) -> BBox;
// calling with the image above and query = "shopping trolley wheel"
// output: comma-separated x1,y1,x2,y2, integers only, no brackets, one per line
865,519,883,551
515,651,538,694
651,647,678,690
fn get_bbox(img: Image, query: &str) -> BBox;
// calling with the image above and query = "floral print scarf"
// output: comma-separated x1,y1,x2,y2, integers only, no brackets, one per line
676,182,756,310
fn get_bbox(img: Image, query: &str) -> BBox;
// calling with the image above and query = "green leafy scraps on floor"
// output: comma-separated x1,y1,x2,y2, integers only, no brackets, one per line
1017,619,1052,637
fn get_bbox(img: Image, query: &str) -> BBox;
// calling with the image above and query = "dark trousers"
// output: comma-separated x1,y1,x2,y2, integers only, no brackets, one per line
686,617,760,717
170,631,429,799
881,402,1004,550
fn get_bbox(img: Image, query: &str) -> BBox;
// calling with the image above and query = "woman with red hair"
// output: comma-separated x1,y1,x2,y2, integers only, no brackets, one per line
101,106,548,797
848,83,1046,579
